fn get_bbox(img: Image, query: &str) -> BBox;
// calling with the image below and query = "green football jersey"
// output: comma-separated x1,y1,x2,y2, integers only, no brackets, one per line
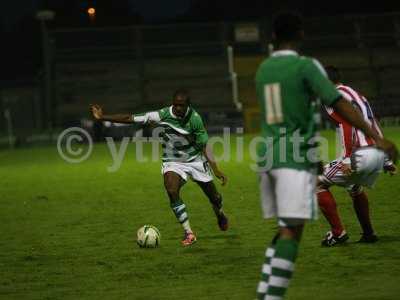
255,50,341,171
133,106,208,162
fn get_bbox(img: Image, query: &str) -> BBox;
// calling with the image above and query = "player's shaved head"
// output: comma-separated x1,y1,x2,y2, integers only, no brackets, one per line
173,89,191,104
325,65,341,84
273,12,304,44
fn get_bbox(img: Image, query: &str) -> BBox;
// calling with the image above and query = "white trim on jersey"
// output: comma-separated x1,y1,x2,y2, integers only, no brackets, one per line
169,106,178,118
312,59,328,77
271,50,299,57
169,106,190,119
159,122,190,135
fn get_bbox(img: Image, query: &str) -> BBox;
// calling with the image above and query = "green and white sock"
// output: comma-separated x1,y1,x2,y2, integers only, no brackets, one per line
171,200,192,233
257,246,275,299
265,239,299,300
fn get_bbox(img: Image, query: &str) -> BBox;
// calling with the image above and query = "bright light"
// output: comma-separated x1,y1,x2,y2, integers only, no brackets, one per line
87,7,96,16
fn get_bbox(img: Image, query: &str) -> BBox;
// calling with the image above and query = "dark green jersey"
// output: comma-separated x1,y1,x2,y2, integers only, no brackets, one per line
133,106,208,162
255,50,341,170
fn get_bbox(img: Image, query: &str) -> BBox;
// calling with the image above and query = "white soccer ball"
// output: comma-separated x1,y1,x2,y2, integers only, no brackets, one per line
137,225,161,248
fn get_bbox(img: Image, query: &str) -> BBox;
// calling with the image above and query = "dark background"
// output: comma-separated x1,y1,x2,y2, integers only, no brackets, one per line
1,0,399,81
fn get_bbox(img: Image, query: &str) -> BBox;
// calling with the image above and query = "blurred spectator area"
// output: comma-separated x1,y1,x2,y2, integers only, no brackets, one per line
52,23,237,132
1,13,400,140
235,13,400,131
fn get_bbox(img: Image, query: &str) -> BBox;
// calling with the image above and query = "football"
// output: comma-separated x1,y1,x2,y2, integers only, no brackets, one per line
137,225,161,248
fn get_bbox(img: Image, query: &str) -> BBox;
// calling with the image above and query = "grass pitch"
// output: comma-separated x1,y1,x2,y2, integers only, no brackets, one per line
0,128,399,300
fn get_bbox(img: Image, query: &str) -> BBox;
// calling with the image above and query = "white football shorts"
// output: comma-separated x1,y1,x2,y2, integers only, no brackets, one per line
319,147,385,189
161,160,213,182
259,168,318,222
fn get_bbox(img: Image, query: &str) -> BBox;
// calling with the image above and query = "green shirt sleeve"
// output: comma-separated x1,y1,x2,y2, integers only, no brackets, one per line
303,58,341,106
191,112,208,150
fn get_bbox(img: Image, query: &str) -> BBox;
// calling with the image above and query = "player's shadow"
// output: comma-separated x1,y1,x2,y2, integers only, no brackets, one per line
344,235,400,245
200,233,240,240
161,233,240,241
368,235,400,244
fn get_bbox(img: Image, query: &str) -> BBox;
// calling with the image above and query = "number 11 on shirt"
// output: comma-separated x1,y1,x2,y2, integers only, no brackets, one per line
264,83,283,124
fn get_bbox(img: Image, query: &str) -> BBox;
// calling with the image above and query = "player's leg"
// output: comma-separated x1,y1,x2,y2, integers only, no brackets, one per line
348,185,378,243
195,180,228,231
163,171,196,246
186,160,229,230
257,172,278,299
257,220,304,300
347,147,385,243
317,184,348,246
257,169,314,299
317,187,344,237
317,161,349,246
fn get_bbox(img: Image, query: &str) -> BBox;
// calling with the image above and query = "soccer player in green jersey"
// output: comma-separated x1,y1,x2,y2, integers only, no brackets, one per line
90,89,228,246
255,13,398,299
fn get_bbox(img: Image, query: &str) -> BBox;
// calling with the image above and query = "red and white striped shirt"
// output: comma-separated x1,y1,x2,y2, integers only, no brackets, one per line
324,84,383,158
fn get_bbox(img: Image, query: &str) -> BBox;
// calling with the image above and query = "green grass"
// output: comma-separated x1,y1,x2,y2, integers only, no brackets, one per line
0,128,400,300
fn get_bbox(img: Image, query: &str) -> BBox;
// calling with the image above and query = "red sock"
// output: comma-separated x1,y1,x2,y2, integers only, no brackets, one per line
351,191,374,236
317,190,344,237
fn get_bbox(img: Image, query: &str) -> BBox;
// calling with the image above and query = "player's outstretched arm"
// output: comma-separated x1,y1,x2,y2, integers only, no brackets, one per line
333,98,398,163
203,145,227,186
90,104,134,124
